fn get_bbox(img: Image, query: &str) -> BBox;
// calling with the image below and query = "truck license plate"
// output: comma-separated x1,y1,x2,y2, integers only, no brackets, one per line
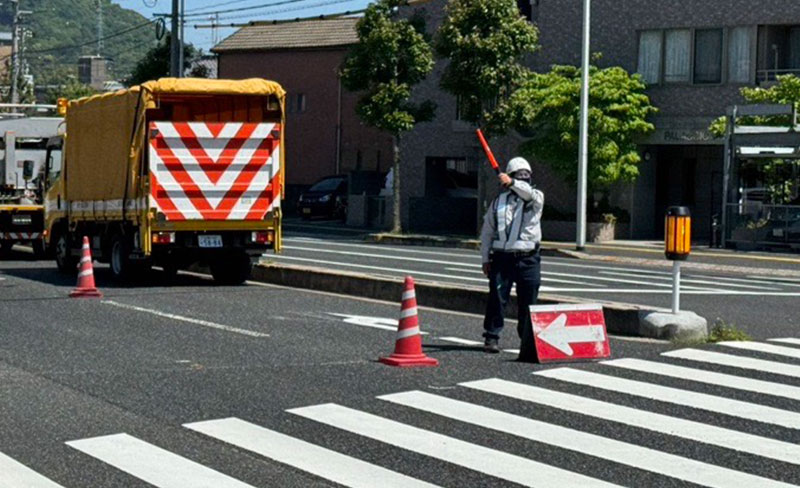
302,208,311,214
198,235,223,248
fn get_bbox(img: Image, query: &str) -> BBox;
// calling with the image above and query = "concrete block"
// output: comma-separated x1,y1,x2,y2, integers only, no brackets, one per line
638,310,708,341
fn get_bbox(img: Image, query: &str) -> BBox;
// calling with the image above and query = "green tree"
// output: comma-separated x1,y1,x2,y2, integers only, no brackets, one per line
126,35,197,86
45,80,96,104
340,0,435,233
498,63,657,193
435,0,538,133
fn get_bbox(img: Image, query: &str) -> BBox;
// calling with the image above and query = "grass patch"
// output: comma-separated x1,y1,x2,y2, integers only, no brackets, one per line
706,319,752,343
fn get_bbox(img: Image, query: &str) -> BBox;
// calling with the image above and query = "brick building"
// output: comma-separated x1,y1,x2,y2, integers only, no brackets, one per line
215,1,800,238
213,18,393,209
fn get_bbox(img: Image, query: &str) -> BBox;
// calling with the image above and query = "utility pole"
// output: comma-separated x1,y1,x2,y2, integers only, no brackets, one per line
575,0,591,250
96,0,103,55
169,0,181,77
10,0,31,105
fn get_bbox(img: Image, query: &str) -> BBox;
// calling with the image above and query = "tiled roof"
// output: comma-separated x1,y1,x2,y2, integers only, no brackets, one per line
212,17,359,52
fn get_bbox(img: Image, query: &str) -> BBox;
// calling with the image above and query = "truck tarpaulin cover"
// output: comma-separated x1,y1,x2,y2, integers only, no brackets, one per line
64,78,285,203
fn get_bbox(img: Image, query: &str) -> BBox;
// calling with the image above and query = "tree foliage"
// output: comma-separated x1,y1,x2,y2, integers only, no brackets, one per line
45,80,95,104
341,0,435,135
498,63,657,188
435,0,538,132
126,35,198,87
709,74,800,136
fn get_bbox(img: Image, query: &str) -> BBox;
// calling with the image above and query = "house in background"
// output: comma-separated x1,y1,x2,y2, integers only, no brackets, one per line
212,18,394,214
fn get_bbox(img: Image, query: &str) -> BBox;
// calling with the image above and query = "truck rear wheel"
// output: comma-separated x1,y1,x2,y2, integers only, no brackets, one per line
54,232,78,273
210,251,252,285
110,234,133,281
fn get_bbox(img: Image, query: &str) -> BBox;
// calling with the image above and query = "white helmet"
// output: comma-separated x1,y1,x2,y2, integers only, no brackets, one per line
506,157,531,175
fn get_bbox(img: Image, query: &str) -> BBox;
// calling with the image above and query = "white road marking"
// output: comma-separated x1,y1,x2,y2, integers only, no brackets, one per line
285,237,479,259
718,341,800,360
102,300,269,338
748,275,800,286
66,433,256,488
463,378,800,466
438,336,519,354
327,313,428,335
770,338,800,346
602,358,800,401
598,270,779,290
289,403,621,488
184,418,439,488
444,267,606,286
0,452,65,487
663,348,800,379
284,245,479,267
381,390,797,488
536,368,800,429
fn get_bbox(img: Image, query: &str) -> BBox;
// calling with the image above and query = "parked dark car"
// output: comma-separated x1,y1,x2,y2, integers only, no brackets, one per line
298,175,348,220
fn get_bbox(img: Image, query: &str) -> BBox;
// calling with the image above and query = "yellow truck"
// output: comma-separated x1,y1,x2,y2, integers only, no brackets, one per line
43,78,285,284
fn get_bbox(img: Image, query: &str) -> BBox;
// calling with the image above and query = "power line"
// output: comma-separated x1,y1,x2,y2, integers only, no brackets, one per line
177,0,316,18
195,0,360,23
185,0,255,13
194,8,364,28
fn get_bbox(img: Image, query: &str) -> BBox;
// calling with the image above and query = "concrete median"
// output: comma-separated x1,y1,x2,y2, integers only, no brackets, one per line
250,262,688,339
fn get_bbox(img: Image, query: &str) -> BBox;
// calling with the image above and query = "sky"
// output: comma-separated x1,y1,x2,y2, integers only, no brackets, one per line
112,0,371,51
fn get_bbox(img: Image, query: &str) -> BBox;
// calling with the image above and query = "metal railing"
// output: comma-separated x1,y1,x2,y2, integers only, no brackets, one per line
725,203,800,249
757,68,800,84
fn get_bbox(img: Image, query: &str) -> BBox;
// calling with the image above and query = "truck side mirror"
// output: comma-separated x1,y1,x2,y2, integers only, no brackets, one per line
22,160,34,181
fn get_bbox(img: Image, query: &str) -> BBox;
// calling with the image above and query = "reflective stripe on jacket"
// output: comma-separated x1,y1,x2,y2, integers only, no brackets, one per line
480,180,544,263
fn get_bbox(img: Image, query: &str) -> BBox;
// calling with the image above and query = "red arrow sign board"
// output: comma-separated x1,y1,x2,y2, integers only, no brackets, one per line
530,304,611,363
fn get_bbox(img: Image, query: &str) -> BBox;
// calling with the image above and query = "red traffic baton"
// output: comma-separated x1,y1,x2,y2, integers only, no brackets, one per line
476,129,501,175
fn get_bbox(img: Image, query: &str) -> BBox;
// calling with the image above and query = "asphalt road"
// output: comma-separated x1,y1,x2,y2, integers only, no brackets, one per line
3,258,800,486
272,223,800,339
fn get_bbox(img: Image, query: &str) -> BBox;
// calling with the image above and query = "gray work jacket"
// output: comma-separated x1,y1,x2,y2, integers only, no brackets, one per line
480,180,544,264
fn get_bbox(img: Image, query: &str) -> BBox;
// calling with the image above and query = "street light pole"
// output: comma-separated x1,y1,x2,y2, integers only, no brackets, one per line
576,0,591,250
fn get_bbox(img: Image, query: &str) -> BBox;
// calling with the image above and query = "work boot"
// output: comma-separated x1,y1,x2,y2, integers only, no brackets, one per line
483,337,501,354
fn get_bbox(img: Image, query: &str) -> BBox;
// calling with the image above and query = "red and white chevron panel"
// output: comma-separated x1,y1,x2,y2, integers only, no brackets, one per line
149,121,281,221
1,232,41,240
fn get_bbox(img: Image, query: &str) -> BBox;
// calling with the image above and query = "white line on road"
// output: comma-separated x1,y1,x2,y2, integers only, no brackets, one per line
536,368,800,429
381,390,797,488
288,403,621,488
598,270,779,290
285,237,479,259
438,336,519,354
443,267,606,286
463,378,800,467
67,433,256,488
717,341,800,360
770,338,800,346
184,418,439,488
327,313,428,335
0,452,65,488
102,300,269,338
602,358,800,401
748,276,800,286
284,245,479,267
663,348,800,379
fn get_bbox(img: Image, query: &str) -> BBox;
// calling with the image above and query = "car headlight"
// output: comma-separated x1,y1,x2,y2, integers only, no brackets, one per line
319,194,331,203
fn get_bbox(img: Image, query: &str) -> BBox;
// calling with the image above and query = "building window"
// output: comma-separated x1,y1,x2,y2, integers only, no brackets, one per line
694,28,723,84
296,93,306,113
728,27,753,83
664,29,691,83
637,30,662,84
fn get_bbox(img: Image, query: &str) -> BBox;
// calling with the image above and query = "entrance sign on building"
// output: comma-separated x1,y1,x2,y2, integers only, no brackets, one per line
531,304,610,362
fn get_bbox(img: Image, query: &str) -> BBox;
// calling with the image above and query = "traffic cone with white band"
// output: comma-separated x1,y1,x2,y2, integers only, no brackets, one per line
69,236,102,298
380,276,438,367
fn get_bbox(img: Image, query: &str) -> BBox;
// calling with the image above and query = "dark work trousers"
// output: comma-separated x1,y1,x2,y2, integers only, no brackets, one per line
483,251,542,354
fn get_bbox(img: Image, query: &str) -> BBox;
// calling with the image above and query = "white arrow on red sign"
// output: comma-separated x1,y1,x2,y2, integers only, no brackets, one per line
536,313,607,356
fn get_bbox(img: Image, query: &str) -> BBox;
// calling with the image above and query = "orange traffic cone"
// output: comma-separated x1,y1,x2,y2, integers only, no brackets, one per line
380,276,438,367
69,236,102,298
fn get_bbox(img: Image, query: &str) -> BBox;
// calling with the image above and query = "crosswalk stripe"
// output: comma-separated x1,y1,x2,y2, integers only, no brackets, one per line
184,418,439,488
381,390,797,488
288,403,622,487
601,358,800,401
770,338,800,346
0,452,65,488
462,378,800,466
536,368,800,429
663,348,800,379
66,433,256,488
718,341,800,360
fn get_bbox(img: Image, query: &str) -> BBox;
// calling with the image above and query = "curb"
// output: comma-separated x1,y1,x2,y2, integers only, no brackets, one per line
366,233,578,259
251,263,679,339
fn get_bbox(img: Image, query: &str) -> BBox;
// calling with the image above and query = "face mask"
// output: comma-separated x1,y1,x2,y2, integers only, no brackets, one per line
512,170,531,182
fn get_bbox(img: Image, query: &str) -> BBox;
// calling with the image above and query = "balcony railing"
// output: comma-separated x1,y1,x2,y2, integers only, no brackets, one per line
757,68,800,84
